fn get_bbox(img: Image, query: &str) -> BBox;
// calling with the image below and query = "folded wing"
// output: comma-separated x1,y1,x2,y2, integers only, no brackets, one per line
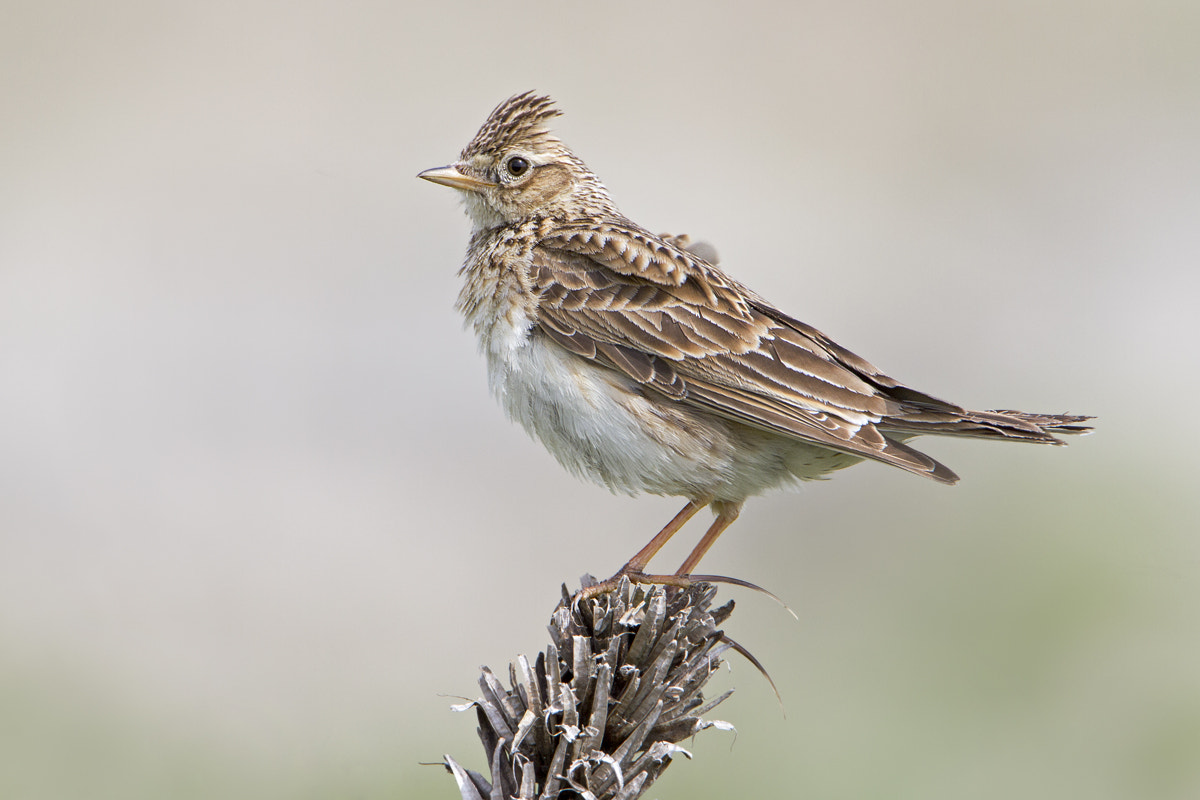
532,222,973,483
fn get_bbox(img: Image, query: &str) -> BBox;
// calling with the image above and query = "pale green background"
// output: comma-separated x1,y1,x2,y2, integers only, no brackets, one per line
2,2,1198,798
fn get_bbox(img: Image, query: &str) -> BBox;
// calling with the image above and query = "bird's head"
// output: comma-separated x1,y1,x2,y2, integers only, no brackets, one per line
419,92,617,229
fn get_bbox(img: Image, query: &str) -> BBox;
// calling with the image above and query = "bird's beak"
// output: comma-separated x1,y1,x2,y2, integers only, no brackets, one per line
417,165,493,191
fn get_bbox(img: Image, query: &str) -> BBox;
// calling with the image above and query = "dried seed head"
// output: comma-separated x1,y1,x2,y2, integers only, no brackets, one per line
445,578,736,800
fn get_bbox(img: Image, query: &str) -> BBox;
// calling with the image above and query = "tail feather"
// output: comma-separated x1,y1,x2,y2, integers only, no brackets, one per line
985,410,1094,436
881,409,1094,444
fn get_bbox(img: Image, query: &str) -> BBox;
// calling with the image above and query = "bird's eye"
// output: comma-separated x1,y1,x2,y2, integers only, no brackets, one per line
506,156,529,176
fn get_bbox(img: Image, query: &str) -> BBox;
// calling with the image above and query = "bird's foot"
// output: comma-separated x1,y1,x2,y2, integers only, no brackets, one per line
575,570,797,620
576,570,693,603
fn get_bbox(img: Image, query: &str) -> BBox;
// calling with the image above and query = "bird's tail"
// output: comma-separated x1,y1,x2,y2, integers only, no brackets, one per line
881,408,1094,444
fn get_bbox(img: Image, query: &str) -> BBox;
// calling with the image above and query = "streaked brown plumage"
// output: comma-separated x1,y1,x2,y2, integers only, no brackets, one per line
419,92,1091,583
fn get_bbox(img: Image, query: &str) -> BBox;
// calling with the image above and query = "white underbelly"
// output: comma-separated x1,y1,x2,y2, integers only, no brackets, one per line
487,333,740,497
488,331,870,501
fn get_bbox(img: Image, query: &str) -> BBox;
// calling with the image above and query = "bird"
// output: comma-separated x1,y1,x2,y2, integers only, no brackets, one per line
418,92,1091,590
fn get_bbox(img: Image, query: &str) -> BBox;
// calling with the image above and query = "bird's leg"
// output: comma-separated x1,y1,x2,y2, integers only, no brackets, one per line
675,500,741,576
577,500,706,601
620,499,706,574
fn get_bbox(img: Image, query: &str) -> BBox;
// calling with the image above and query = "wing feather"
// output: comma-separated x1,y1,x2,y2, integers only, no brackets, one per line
527,221,1085,477
529,227,961,480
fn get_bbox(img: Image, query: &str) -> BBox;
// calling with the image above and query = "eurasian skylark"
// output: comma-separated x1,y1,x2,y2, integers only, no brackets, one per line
419,92,1091,585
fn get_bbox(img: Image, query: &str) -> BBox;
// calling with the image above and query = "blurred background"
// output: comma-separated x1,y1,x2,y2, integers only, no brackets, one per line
2,1,1198,798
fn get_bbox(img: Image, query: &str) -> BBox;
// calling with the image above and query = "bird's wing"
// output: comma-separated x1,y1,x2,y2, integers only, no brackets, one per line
533,221,958,482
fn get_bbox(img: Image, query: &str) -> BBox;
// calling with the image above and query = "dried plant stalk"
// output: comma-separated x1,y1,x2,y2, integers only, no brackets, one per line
445,577,736,800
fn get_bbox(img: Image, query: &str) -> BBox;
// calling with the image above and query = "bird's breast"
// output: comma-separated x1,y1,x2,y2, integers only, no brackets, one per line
457,233,539,357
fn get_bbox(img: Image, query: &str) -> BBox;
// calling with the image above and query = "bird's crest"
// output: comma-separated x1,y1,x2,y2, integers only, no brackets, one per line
461,91,563,159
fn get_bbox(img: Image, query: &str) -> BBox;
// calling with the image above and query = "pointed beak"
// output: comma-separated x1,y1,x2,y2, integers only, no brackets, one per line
417,164,493,191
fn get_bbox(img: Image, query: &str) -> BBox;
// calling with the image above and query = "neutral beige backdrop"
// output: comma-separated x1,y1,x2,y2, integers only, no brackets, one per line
3,2,1198,798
